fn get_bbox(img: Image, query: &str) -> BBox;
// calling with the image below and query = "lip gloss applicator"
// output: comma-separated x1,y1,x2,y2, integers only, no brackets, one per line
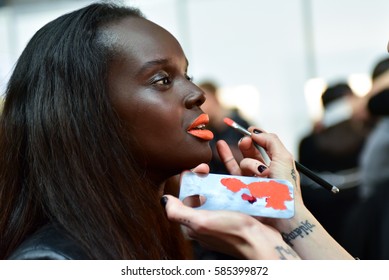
223,118,271,166
223,117,340,194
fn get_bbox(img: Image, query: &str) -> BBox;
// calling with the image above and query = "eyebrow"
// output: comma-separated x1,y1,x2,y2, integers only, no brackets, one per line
137,58,189,76
138,59,169,74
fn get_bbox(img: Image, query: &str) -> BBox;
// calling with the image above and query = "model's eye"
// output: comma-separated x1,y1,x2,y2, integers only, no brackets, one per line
154,76,171,85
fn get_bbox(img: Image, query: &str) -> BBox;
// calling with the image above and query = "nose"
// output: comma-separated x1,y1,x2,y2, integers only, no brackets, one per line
185,85,206,109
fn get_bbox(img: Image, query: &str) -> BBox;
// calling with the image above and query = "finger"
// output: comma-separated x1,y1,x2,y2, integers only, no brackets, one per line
216,140,241,175
238,136,265,162
249,130,291,161
248,130,299,186
191,163,210,174
240,158,269,177
163,195,199,228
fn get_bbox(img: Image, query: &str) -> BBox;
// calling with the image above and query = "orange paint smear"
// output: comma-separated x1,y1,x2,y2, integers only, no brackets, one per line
221,178,293,210
220,178,248,192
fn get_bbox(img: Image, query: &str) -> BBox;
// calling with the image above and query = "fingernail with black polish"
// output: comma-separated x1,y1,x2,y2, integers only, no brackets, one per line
258,165,267,173
253,129,262,134
160,196,168,208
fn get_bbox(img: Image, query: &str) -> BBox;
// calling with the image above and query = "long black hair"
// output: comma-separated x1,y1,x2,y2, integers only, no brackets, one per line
0,2,190,259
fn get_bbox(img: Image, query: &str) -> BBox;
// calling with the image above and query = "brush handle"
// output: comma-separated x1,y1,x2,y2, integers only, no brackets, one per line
224,118,339,194
253,142,271,166
295,161,339,194
254,143,339,194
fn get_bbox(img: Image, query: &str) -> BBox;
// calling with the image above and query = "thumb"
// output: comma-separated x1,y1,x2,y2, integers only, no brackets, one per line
191,163,210,174
162,195,197,227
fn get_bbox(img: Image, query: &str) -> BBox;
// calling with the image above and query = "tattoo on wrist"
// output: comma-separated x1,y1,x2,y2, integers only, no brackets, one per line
291,169,297,185
281,220,315,247
275,245,298,260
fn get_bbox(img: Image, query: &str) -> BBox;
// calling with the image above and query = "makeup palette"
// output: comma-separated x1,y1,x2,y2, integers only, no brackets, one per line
179,171,295,218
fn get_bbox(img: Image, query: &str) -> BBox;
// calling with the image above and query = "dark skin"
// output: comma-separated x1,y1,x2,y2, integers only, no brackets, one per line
107,17,213,190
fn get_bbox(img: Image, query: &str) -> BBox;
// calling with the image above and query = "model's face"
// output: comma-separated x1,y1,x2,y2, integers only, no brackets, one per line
107,17,213,183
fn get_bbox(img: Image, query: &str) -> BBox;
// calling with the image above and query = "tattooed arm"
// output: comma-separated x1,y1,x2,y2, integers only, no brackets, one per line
272,207,353,260
216,129,354,260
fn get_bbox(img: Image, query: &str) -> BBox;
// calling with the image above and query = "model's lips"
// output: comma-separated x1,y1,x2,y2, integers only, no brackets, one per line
187,113,214,141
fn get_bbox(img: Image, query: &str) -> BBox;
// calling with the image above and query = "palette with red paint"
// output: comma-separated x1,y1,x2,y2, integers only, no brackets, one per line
179,171,295,218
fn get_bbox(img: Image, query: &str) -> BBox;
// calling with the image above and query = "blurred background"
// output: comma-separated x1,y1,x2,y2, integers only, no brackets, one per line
1,0,389,156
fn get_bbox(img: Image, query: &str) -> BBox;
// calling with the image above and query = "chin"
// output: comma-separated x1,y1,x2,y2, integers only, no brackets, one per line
197,147,212,164
190,153,212,170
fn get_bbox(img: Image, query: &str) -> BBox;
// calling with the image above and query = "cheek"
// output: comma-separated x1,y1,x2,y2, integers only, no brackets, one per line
129,106,184,155
137,113,211,171
135,104,180,138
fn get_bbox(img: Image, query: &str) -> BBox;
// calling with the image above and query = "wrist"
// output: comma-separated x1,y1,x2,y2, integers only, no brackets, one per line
269,204,319,249
273,204,314,232
243,220,301,260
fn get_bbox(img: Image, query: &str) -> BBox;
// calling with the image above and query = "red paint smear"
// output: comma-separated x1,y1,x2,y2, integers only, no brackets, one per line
241,193,257,204
221,178,292,210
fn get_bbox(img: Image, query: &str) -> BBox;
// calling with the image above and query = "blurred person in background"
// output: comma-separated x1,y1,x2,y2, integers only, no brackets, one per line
355,56,389,200
298,82,372,244
299,82,371,174
338,56,389,259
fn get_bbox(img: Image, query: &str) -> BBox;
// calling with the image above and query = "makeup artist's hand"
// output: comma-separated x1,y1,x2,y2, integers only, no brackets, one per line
217,129,305,230
217,128,354,260
162,194,300,260
216,128,303,206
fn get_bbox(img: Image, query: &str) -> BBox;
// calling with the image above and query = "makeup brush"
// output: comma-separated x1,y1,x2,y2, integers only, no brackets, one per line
223,117,339,194
223,117,271,166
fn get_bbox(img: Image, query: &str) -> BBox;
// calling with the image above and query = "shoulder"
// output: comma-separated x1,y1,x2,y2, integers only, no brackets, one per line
8,224,90,260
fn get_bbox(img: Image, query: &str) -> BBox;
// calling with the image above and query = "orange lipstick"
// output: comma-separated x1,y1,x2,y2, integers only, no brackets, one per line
187,113,214,140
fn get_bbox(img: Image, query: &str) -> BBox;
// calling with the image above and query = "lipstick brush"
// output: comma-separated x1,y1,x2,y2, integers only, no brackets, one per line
223,117,339,194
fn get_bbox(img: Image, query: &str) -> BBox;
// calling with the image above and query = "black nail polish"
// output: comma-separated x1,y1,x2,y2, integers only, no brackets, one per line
253,129,262,134
160,196,168,208
258,165,267,173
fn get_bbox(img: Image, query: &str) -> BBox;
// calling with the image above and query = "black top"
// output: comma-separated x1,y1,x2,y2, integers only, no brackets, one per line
368,89,389,116
8,224,90,260
298,119,371,173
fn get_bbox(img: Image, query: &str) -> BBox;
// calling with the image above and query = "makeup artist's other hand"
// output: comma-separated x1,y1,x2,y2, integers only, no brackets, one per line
216,129,305,226
162,194,300,260
217,129,300,191
242,129,300,190
164,164,210,197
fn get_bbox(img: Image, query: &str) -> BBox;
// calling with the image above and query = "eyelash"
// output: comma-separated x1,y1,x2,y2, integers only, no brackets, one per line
153,73,193,86
154,76,171,86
